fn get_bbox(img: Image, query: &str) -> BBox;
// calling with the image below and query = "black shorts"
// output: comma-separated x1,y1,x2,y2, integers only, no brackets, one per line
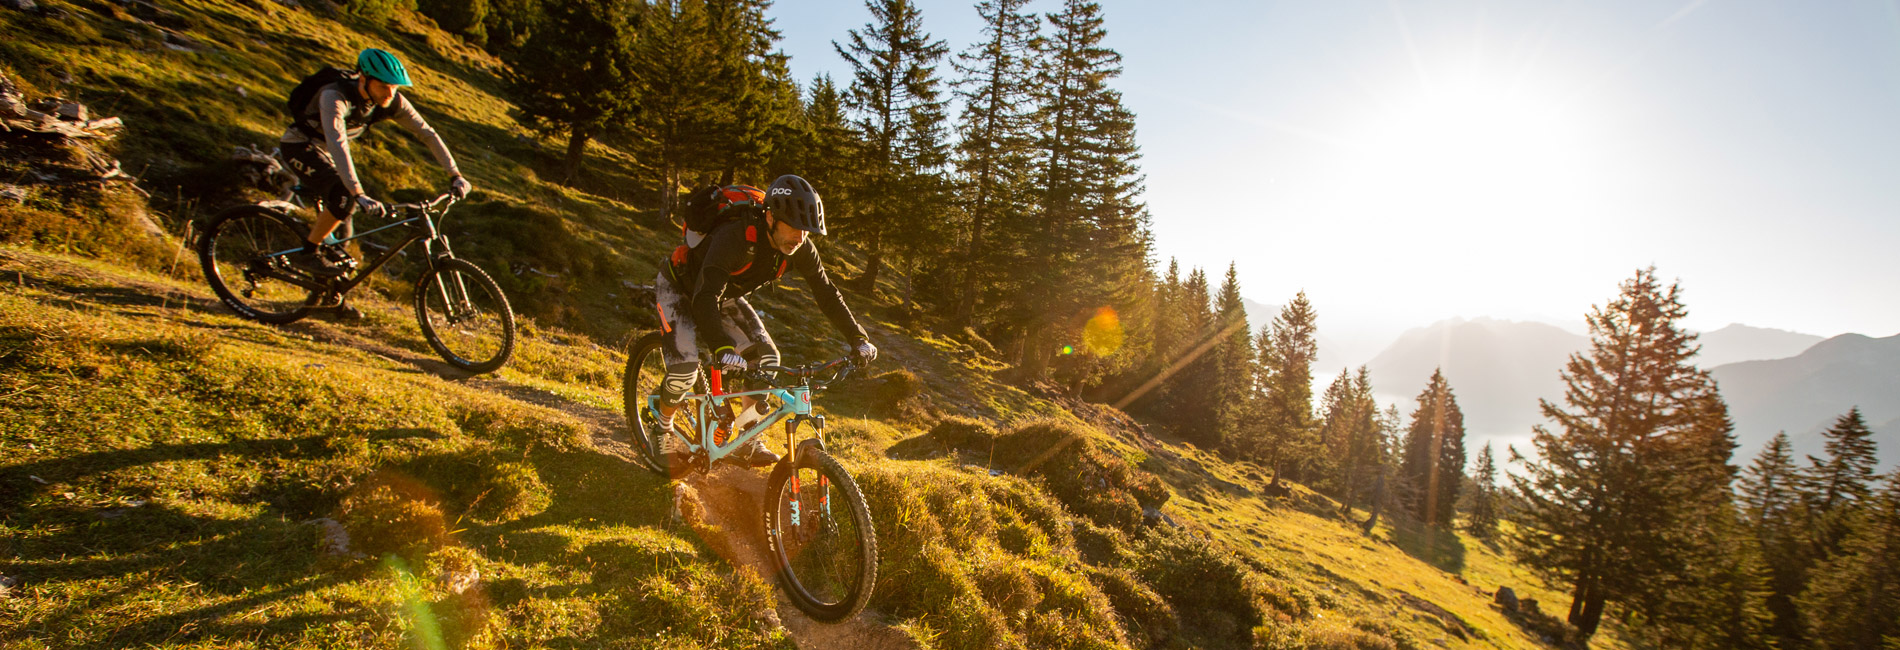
280,140,355,221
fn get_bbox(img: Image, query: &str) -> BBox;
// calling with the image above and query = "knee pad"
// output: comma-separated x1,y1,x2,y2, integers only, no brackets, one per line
660,364,700,402
743,344,780,369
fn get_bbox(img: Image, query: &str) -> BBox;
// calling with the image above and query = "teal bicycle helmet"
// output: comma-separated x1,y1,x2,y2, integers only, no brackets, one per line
356,48,412,87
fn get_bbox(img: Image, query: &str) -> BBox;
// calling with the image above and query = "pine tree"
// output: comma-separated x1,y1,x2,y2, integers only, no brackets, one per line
479,0,541,58
1398,369,1465,526
1211,264,1254,454
1468,442,1499,539
506,0,641,185
629,0,733,218
1508,267,1740,637
791,75,861,206
1740,432,1809,647
1007,0,1147,380
1799,476,1900,650
834,0,950,290
1620,392,1768,649
1316,368,1356,493
1167,268,1221,447
705,0,799,182
1252,292,1318,480
948,0,1040,329
1803,406,1882,559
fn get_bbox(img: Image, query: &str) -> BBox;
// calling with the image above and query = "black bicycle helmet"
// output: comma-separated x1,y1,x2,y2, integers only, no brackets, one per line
765,174,825,235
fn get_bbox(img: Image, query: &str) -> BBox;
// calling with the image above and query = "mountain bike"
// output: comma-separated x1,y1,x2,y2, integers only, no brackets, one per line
196,193,516,373
622,333,878,623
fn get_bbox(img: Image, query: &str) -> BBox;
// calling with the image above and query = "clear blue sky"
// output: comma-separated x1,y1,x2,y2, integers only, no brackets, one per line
770,0,1900,358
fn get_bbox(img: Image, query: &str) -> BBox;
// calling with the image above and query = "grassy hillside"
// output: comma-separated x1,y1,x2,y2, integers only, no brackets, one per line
1,1,1638,648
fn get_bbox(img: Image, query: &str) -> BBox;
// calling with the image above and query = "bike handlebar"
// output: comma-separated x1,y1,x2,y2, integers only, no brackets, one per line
744,357,859,386
392,193,457,212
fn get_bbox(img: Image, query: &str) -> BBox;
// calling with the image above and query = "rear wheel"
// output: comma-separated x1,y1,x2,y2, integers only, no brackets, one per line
622,332,707,475
197,205,317,324
414,257,515,373
764,445,878,623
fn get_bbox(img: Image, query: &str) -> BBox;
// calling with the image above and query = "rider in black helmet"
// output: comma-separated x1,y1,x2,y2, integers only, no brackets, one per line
649,174,875,468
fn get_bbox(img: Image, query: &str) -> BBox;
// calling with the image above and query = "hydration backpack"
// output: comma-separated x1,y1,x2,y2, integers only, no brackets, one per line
679,184,766,244
286,66,358,120
668,184,788,280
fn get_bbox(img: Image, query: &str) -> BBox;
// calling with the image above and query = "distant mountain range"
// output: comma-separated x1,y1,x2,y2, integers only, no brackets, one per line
1711,333,1900,469
1698,324,1825,369
1363,318,1584,454
1353,319,1895,468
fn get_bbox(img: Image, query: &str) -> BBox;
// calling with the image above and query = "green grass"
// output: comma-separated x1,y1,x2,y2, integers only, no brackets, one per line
1,1,1646,647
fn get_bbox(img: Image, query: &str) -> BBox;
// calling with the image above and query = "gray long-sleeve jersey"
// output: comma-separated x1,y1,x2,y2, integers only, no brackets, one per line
279,84,460,196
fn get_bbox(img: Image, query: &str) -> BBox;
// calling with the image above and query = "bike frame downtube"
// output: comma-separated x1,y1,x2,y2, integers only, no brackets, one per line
259,214,435,295
656,382,813,463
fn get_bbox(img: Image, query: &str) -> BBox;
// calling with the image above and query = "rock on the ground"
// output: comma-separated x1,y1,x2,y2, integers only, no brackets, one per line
0,574,17,598
306,517,357,557
0,0,36,12
1494,586,1519,611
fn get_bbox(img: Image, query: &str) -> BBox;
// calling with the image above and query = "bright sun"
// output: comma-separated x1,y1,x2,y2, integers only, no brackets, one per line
1338,80,1597,218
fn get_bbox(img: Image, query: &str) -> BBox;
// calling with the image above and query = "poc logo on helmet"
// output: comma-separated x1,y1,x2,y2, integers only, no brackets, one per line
770,187,794,196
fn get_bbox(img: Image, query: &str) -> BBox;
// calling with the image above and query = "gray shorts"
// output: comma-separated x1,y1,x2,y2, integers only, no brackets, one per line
653,270,778,377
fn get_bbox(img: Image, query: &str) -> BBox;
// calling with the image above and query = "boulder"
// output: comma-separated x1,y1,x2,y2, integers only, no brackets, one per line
1494,586,1519,611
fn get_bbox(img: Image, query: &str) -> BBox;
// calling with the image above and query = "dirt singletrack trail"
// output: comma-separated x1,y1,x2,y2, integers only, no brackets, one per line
674,464,920,650
0,247,916,648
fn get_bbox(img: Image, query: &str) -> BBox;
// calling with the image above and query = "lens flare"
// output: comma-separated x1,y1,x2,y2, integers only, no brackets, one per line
1083,307,1123,356
386,554,446,650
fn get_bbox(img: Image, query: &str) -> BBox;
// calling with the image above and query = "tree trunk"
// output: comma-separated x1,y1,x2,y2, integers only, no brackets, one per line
1362,474,1385,534
660,166,680,225
562,130,591,186
1568,579,1606,636
854,227,885,291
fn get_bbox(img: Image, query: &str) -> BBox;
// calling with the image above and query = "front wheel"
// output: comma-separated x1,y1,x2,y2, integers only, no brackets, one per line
414,257,515,373
764,445,878,623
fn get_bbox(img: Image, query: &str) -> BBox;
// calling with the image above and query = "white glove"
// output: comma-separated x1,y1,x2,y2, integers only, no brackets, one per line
450,175,472,199
716,351,747,374
852,340,877,364
354,194,385,220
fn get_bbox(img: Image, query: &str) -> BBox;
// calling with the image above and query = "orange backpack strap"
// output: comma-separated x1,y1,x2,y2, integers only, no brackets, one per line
777,259,788,278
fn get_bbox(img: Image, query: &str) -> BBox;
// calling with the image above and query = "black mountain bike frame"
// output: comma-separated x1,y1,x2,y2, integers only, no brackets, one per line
255,194,462,299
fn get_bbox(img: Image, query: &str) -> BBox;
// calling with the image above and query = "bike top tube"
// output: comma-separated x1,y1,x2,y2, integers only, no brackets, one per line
264,194,456,258
652,384,814,462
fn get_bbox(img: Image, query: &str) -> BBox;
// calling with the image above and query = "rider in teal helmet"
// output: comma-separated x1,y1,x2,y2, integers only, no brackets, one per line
279,47,472,289
356,48,411,87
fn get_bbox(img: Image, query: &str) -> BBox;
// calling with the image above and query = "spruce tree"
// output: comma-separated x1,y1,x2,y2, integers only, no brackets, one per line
506,0,640,185
629,0,733,217
1317,368,1356,493
792,75,861,208
1399,370,1465,526
1212,264,1255,455
1167,268,1221,446
1508,267,1740,637
1252,292,1318,480
1740,432,1809,646
1803,406,1882,559
1008,0,1148,379
949,0,1041,328
1468,442,1499,539
1799,476,1900,650
834,0,950,290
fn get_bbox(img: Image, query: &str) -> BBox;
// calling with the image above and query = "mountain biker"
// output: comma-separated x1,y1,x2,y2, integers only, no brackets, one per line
280,48,472,279
650,174,876,468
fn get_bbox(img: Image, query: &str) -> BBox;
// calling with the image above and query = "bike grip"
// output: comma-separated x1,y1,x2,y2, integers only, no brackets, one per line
709,367,724,396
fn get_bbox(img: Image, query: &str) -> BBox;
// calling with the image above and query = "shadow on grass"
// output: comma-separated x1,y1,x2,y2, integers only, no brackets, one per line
1388,519,1467,574
0,502,359,649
